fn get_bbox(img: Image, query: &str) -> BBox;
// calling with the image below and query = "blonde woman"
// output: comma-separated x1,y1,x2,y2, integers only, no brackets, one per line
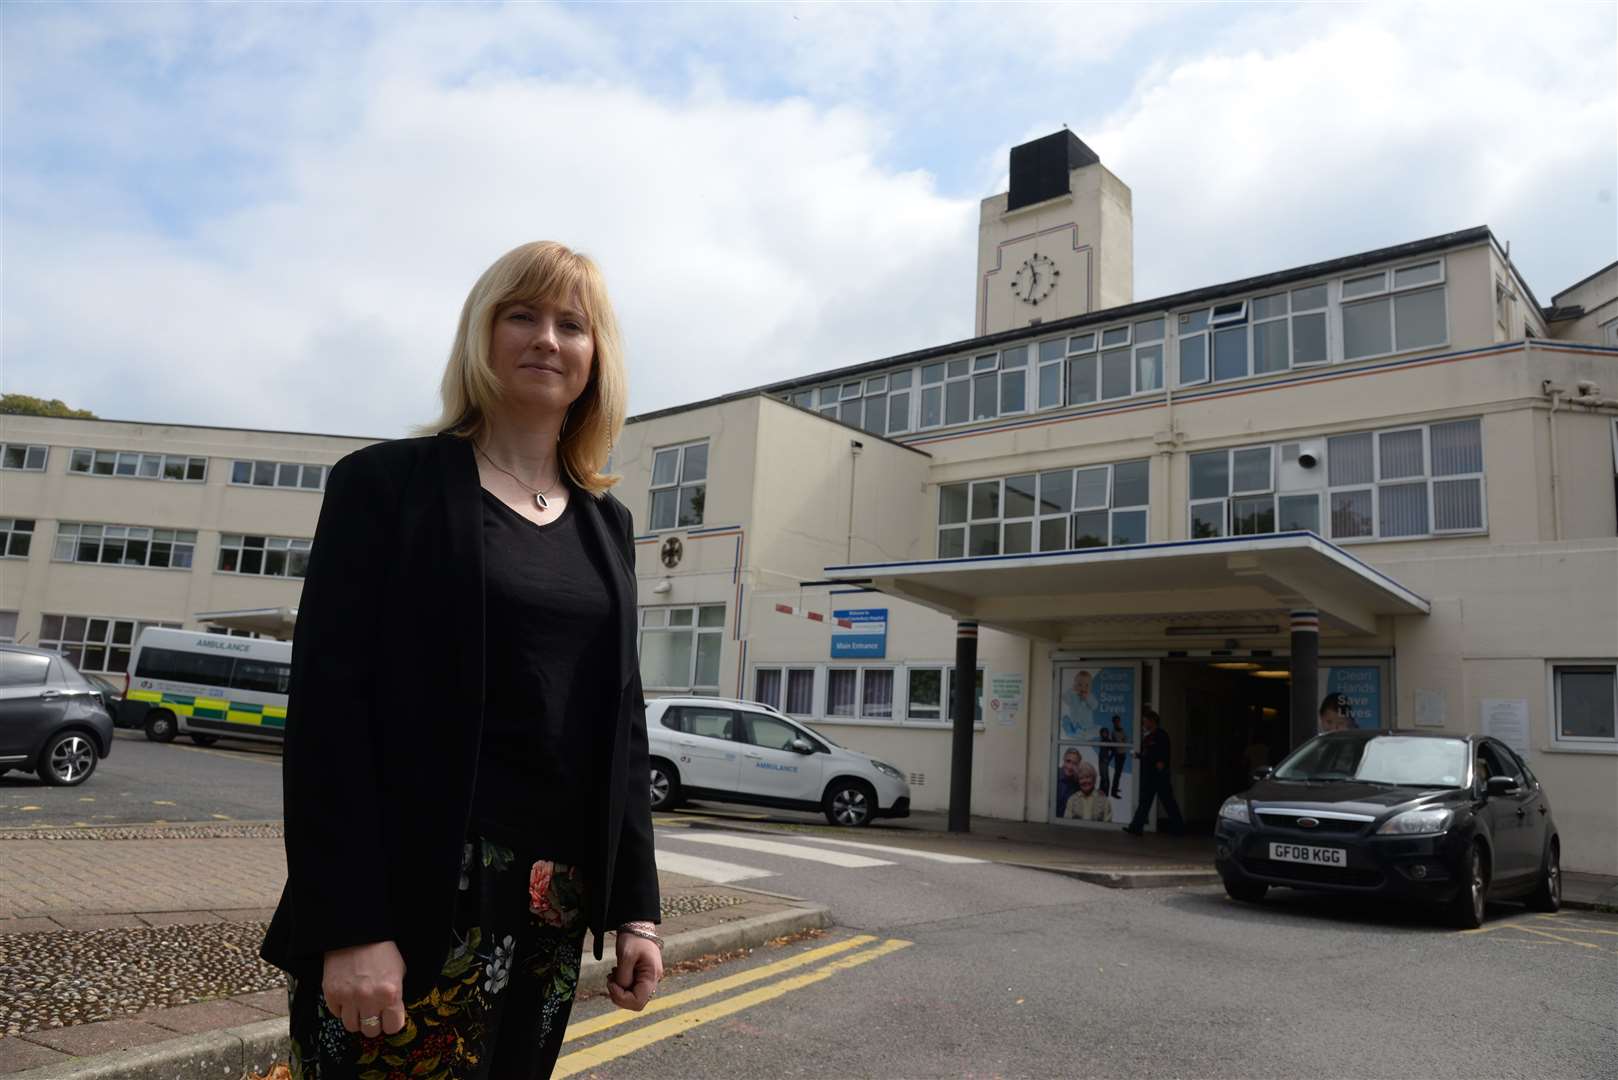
261,242,662,1078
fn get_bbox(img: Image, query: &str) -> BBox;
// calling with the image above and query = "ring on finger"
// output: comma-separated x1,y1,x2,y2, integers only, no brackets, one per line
360,1016,382,1031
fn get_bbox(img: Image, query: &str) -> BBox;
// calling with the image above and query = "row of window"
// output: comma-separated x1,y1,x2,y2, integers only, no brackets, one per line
5,519,308,578
1188,419,1485,541
134,646,290,695
750,663,984,725
38,614,181,675
787,259,1451,439
938,460,1150,558
69,449,209,482
12,445,331,490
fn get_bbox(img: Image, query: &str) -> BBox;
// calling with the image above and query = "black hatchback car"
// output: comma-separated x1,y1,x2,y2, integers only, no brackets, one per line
1214,730,1559,928
0,644,116,786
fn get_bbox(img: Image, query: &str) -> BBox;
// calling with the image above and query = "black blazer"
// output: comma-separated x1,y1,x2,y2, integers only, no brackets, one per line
260,433,658,1001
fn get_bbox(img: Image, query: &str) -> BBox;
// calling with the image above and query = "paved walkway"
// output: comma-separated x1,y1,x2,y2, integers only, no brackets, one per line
0,838,285,922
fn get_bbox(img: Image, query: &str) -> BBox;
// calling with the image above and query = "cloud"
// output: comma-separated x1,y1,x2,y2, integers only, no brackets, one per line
2,2,1613,442
1090,3,1617,300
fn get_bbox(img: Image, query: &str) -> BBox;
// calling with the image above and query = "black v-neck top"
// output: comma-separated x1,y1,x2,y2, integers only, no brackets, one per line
472,488,616,862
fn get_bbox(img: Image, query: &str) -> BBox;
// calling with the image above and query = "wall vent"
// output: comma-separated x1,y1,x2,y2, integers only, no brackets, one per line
908,773,926,786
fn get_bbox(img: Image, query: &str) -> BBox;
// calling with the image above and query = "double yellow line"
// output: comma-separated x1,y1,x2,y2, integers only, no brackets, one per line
555,934,912,1077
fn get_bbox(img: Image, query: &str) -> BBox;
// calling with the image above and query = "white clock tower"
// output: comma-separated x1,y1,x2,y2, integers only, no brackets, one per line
975,131,1135,337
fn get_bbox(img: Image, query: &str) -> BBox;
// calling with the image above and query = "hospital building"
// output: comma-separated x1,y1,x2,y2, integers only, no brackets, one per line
3,132,1615,875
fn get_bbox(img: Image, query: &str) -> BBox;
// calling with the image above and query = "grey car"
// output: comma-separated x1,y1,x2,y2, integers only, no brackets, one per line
0,644,116,786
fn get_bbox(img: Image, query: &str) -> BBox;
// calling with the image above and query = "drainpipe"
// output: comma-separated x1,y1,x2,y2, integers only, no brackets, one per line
1545,377,1564,542
846,439,863,563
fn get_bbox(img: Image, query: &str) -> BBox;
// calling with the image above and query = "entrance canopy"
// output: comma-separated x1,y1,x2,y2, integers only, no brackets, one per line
194,607,298,640
824,532,1428,644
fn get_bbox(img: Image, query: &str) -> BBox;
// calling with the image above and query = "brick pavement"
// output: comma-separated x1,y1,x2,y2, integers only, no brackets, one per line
0,839,286,920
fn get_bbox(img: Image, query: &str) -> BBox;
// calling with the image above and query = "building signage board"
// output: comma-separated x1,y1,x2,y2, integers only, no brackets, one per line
989,672,1024,728
1482,698,1531,754
830,608,887,659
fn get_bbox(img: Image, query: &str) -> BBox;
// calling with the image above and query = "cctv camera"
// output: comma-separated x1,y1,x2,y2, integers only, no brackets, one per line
1576,380,1599,397
1296,451,1318,469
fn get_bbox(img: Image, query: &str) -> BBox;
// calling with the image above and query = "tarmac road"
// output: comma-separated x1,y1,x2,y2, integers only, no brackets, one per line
0,730,282,828
561,836,1618,1080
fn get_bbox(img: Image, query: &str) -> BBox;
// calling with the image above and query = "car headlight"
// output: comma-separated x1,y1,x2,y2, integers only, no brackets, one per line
871,761,904,781
1376,808,1454,835
1217,796,1250,824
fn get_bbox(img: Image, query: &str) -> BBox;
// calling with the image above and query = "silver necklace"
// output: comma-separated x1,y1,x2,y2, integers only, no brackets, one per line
475,442,561,510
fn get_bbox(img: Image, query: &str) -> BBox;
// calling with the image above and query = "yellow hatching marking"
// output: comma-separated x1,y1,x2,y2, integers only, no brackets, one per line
1506,924,1603,950
1533,915,1618,936
552,939,912,1077
563,935,878,1042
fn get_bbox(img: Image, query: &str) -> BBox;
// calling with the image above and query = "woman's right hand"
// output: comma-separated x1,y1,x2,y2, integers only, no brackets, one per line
322,941,407,1036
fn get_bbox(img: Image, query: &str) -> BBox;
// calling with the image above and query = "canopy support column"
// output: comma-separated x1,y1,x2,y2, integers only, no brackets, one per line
948,620,978,833
1289,609,1320,750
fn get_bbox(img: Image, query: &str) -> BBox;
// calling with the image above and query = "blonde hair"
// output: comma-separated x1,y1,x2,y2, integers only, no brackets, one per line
420,241,626,496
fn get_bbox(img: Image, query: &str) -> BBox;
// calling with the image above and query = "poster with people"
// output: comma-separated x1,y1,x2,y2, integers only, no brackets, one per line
1319,666,1383,730
1053,664,1136,827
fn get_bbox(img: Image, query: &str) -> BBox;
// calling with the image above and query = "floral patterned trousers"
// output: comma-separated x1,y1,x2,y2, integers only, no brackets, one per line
288,837,589,1080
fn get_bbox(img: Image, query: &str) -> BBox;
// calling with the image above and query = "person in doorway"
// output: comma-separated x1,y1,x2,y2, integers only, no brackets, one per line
1245,728,1271,772
1056,747,1084,815
260,242,662,1080
1125,706,1184,835
1105,715,1127,797
1060,669,1099,740
1065,760,1113,822
1319,692,1353,733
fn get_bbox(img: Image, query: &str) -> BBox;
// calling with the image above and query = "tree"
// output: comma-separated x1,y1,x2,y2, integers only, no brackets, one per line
0,394,96,419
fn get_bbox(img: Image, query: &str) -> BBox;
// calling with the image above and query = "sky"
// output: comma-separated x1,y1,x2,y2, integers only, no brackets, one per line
3,1,1614,440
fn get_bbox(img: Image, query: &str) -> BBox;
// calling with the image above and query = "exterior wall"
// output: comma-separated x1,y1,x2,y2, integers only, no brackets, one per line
975,162,1134,336
1549,262,1618,345
0,415,371,658
1379,539,1618,876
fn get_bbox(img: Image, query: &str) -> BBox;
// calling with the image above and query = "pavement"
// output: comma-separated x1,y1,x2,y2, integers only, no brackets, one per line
1,807,1612,1079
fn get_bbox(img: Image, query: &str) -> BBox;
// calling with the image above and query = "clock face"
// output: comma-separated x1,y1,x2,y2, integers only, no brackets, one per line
1010,253,1059,305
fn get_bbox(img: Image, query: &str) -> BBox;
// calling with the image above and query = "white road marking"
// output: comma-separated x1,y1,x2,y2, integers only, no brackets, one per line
783,835,985,864
653,848,776,884
661,832,893,868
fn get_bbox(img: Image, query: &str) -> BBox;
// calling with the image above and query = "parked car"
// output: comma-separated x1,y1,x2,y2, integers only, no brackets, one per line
0,644,116,786
85,673,126,717
646,696,911,826
1214,729,1560,928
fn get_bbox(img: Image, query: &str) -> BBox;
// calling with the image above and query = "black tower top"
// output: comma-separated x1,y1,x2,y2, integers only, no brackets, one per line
1006,131,1101,212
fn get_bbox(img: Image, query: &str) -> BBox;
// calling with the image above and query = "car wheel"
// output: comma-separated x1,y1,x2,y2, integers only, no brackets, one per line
40,731,99,787
1223,876,1268,903
145,711,177,743
1527,840,1561,913
823,779,877,827
1450,843,1489,929
649,759,682,811
189,734,220,747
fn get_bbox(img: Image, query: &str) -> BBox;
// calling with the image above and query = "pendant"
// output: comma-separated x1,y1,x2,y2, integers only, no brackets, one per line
534,492,550,511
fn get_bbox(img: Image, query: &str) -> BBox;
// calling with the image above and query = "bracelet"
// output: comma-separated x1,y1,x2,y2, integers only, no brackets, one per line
616,924,665,950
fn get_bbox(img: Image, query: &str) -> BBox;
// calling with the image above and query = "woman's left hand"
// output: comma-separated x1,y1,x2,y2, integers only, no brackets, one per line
607,932,663,1012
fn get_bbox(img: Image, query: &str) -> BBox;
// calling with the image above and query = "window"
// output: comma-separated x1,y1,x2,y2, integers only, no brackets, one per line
1037,338,1066,409
42,614,180,674
1,444,47,471
1342,261,1447,360
230,459,328,491
907,668,943,721
0,519,34,558
218,535,311,579
68,449,207,482
661,705,737,740
1189,418,1484,541
53,523,197,569
938,459,1149,557
824,667,894,719
752,666,816,716
638,604,725,691
231,658,291,695
1552,664,1616,746
0,650,51,688
742,713,807,751
649,440,707,530
132,644,234,686
0,611,17,644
